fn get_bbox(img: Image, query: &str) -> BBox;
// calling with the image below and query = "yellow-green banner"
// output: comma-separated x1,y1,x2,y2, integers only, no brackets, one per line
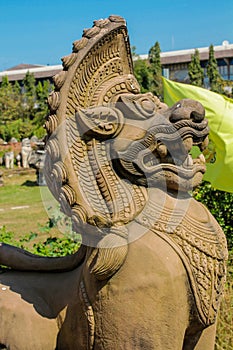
163,77,233,192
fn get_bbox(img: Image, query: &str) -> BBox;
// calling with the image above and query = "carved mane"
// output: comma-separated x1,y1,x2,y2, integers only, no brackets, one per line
45,16,148,241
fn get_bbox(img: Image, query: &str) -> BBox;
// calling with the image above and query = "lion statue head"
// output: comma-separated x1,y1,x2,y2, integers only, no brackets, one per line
44,15,209,279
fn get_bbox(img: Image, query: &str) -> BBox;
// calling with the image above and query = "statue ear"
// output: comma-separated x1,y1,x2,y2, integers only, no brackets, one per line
75,106,124,139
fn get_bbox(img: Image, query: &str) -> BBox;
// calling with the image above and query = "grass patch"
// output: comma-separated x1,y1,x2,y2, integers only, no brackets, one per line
0,167,80,255
0,168,47,234
0,226,80,257
0,167,62,238
215,250,233,350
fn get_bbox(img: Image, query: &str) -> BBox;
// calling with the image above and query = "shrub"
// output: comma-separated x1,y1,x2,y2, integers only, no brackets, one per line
215,249,233,350
0,224,81,258
32,236,80,257
193,181,233,249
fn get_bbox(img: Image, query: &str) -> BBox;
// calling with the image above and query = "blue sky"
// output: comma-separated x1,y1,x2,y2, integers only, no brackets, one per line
0,0,232,71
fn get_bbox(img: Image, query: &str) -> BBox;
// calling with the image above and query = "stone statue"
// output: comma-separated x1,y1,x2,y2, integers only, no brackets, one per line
4,151,14,169
29,140,46,185
0,16,228,350
21,137,32,168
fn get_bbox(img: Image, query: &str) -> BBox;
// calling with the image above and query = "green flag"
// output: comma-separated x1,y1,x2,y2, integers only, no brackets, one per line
163,77,233,192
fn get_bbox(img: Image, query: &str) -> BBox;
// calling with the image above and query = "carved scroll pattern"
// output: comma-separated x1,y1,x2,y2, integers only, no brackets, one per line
45,17,145,231
79,280,95,350
66,27,134,115
67,116,108,211
49,18,145,229
66,114,147,228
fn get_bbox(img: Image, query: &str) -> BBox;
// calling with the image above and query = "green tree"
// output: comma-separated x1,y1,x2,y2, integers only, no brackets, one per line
188,49,204,87
0,76,22,140
22,71,37,121
132,46,151,93
33,80,54,138
36,80,53,111
133,58,151,93
1,75,10,89
0,119,34,141
148,41,163,97
0,74,52,141
0,76,21,118
13,81,21,95
131,45,138,60
207,44,223,93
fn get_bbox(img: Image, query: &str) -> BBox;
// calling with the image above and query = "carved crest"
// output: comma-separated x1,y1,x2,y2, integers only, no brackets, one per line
45,16,147,239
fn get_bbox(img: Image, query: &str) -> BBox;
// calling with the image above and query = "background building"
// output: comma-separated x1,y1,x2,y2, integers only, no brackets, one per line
138,41,233,88
0,64,62,84
152,41,233,84
1,41,233,86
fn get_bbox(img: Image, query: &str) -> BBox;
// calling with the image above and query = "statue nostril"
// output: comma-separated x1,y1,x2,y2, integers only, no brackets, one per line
190,111,204,123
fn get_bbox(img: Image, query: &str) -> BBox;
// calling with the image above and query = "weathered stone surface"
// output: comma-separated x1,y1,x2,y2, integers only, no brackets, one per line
0,15,228,350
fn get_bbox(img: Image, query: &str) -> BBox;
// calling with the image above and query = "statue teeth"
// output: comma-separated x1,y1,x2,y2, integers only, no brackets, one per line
157,144,167,157
183,155,193,167
198,153,206,164
187,155,193,166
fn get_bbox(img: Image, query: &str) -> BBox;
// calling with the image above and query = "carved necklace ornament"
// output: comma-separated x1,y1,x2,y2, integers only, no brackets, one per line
134,192,228,326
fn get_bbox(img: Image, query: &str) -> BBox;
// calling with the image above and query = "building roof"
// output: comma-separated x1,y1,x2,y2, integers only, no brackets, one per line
0,64,62,83
6,63,44,71
139,41,233,65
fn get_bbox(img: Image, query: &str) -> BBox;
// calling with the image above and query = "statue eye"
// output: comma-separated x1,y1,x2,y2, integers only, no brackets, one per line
141,99,155,114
